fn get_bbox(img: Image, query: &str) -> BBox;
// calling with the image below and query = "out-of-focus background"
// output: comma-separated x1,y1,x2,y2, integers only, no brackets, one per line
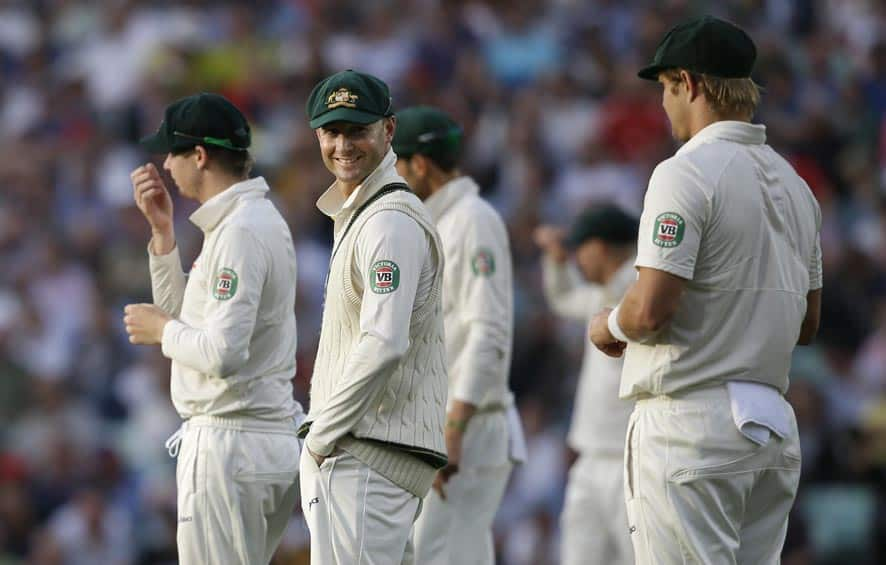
0,0,884,563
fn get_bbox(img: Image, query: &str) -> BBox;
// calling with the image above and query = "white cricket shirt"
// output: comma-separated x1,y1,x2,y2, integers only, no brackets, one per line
620,121,823,399
542,257,635,454
150,177,303,421
425,176,514,409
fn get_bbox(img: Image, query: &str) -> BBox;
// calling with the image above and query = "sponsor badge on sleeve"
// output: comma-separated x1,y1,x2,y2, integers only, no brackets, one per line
370,260,400,294
653,212,685,248
213,268,239,300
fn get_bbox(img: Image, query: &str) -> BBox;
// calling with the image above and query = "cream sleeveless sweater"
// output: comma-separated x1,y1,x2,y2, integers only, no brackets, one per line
306,189,448,496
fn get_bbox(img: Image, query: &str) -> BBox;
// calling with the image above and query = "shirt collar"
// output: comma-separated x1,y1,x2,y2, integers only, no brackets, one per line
316,148,404,219
423,176,479,221
676,120,767,157
189,176,269,233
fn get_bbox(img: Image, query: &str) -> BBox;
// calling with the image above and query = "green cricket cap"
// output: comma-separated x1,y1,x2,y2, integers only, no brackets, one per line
391,106,463,164
140,92,251,154
566,205,639,249
638,15,756,81
306,69,394,129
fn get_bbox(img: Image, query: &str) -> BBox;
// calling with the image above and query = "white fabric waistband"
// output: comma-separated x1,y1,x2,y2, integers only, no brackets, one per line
165,412,305,458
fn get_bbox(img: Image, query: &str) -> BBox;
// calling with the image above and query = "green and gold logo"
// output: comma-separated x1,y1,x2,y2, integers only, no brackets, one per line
370,260,400,294
213,268,238,300
471,249,496,276
326,88,359,109
653,212,685,248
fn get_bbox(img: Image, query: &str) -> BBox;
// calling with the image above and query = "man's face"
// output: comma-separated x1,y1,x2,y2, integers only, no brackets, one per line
659,73,691,142
163,150,200,199
394,154,432,201
575,239,606,284
316,118,394,189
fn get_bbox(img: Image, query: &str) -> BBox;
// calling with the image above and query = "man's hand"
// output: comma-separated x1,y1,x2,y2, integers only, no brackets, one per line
131,163,175,255
433,412,470,500
533,225,569,263
307,446,326,467
123,304,173,345
590,308,626,357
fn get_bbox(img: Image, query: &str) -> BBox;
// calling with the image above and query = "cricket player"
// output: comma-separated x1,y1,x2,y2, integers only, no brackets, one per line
297,71,448,564
391,106,527,565
534,205,637,565
589,16,823,564
123,93,304,564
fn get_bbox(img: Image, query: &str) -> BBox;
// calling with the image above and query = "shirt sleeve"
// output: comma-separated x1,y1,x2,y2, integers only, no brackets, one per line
161,225,266,379
541,255,606,321
305,210,429,457
148,243,187,317
634,159,709,280
450,218,512,405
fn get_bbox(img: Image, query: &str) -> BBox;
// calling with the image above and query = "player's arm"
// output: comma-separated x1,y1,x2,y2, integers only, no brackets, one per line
160,225,266,377
798,228,823,345
535,226,604,319
305,211,425,459
131,163,187,316
616,267,686,339
148,245,187,318
591,160,705,355
436,219,512,487
451,219,512,409
797,288,821,345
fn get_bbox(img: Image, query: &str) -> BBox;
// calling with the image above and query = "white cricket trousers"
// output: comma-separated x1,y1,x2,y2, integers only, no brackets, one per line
172,414,302,565
624,385,802,565
411,410,513,565
561,451,633,565
299,449,422,565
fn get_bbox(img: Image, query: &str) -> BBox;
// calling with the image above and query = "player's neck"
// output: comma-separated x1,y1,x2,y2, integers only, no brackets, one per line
197,173,248,204
688,106,752,138
427,169,462,197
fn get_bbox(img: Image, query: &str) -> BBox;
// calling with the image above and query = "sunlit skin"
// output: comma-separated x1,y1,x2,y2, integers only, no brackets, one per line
316,118,396,197
658,69,751,142
394,156,431,201
394,153,459,203
659,73,693,142
163,150,203,200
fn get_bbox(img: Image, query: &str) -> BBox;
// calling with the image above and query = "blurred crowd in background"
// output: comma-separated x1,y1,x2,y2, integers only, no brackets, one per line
0,0,884,563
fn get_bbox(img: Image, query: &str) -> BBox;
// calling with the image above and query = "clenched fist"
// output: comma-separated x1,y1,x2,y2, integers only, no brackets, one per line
123,303,173,345
589,308,627,358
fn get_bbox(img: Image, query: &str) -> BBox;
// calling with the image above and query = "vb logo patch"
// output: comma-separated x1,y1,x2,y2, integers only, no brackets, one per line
471,249,496,276
653,212,685,248
370,260,400,294
213,268,239,300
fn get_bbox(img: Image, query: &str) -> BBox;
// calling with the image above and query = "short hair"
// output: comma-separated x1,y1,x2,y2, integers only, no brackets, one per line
173,145,254,178
661,68,761,119
413,149,459,174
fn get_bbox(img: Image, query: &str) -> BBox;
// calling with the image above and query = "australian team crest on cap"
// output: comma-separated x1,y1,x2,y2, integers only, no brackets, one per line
653,212,685,248
327,88,359,109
